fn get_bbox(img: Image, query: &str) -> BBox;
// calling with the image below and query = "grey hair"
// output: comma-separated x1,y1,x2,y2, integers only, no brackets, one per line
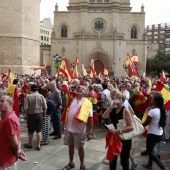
50,81,56,87
3,95,14,106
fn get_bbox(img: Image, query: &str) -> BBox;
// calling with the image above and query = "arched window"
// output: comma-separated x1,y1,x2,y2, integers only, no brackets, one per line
131,26,137,39
61,25,67,38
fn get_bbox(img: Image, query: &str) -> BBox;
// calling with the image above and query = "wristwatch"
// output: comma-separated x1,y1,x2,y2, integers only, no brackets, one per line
119,129,123,134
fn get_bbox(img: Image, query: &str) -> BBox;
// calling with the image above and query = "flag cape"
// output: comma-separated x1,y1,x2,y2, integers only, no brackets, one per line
105,131,122,162
160,69,166,82
155,82,170,111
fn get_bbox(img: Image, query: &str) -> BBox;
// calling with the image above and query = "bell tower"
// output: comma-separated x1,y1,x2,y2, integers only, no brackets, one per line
0,0,40,74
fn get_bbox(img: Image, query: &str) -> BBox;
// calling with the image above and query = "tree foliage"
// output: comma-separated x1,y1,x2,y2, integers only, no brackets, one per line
146,50,170,76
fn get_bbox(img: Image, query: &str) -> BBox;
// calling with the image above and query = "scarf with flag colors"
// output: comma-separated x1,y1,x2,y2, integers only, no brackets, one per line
155,81,170,111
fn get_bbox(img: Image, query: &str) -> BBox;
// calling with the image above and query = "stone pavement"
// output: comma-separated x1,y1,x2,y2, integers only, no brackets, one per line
18,120,170,170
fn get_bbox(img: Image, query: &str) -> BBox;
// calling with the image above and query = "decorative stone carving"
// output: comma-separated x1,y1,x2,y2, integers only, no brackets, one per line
73,30,125,39
51,31,56,39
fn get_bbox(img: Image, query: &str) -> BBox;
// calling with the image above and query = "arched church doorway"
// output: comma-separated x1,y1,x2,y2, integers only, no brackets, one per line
94,60,104,75
87,51,112,75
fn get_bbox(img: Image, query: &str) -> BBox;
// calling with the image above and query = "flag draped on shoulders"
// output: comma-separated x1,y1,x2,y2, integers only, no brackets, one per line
155,81,170,111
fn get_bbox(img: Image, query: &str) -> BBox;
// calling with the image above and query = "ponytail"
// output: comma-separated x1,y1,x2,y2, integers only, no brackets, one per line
159,106,166,128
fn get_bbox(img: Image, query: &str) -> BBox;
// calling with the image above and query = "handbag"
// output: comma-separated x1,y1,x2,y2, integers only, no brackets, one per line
117,108,144,140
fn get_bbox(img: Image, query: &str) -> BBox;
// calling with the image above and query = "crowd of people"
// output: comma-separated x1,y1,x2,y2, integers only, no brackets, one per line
0,73,169,170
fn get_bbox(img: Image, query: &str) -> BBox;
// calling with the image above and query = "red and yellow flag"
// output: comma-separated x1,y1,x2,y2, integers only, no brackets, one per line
131,54,139,65
81,63,88,76
155,82,170,110
98,71,103,79
72,57,79,78
58,57,74,82
103,66,109,76
31,62,46,71
89,58,95,78
8,69,16,85
160,69,166,83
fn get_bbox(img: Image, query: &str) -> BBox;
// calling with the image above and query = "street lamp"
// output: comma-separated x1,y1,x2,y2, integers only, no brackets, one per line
53,54,62,71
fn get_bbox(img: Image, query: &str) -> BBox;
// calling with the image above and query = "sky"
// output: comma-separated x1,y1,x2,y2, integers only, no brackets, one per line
40,0,170,26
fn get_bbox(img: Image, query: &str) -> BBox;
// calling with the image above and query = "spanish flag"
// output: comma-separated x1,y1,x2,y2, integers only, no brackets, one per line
98,71,103,79
160,69,166,83
89,58,95,78
72,57,79,78
131,54,139,65
30,62,46,71
103,66,109,76
8,69,16,85
155,81,170,110
82,63,88,76
58,57,74,82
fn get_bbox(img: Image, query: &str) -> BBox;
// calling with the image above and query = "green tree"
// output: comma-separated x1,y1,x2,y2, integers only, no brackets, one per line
146,50,170,76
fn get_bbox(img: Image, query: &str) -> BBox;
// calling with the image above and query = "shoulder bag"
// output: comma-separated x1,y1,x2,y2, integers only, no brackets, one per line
117,108,144,140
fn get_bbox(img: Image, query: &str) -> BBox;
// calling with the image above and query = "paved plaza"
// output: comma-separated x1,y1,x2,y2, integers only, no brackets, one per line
18,119,170,170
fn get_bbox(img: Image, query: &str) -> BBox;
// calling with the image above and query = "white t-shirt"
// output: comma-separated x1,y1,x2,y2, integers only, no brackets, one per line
66,98,93,133
148,108,163,135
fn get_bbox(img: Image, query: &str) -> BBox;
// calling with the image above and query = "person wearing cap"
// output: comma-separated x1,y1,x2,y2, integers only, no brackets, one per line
61,86,93,170
23,84,47,150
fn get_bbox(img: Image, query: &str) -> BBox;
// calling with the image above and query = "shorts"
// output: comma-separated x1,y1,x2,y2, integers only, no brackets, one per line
64,130,86,149
27,113,43,134
0,162,17,170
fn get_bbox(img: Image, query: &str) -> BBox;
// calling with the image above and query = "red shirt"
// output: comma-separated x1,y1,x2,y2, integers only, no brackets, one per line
0,111,20,167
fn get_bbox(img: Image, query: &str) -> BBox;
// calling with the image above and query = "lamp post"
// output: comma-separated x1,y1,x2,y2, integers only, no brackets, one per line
53,54,62,72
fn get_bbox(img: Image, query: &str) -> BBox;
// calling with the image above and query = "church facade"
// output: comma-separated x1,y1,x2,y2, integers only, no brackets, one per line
50,0,147,76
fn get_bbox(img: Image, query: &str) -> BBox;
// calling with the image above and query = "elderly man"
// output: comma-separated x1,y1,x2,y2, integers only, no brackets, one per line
0,95,26,170
61,86,93,170
24,84,47,150
48,81,62,140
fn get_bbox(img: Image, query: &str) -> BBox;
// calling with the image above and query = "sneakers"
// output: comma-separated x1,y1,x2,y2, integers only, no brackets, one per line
131,161,138,170
103,159,110,165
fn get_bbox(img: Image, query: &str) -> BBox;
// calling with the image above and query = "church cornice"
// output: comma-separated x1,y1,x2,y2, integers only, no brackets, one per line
73,30,125,39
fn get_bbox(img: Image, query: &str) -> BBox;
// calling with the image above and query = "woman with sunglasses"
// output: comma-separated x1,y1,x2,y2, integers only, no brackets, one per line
102,91,134,170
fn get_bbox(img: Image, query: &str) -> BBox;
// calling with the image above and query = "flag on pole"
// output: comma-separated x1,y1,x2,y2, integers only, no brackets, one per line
8,69,16,85
58,57,74,82
30,62,46,71
89,58,95,78
155,81,170,111
98,71,103,79
72,57,79,78
131,54,139,65
160,69,166,83
81,63,88,76
103,66,109,76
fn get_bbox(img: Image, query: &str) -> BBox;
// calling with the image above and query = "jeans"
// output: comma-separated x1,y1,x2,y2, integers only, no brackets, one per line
110,140,132,170
147,134,165,169
51,106,61,136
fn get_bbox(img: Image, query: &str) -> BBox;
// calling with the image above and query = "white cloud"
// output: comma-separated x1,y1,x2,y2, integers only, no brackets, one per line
40,0,170,26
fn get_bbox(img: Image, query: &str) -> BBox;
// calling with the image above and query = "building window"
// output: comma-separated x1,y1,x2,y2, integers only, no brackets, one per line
41,36,43,40
44,37,46,41
131,26,137,39
61,25,67,38
47,37,49,42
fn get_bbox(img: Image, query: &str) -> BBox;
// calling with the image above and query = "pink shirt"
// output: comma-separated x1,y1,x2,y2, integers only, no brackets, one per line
66,98,93,133
0,111,20,167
